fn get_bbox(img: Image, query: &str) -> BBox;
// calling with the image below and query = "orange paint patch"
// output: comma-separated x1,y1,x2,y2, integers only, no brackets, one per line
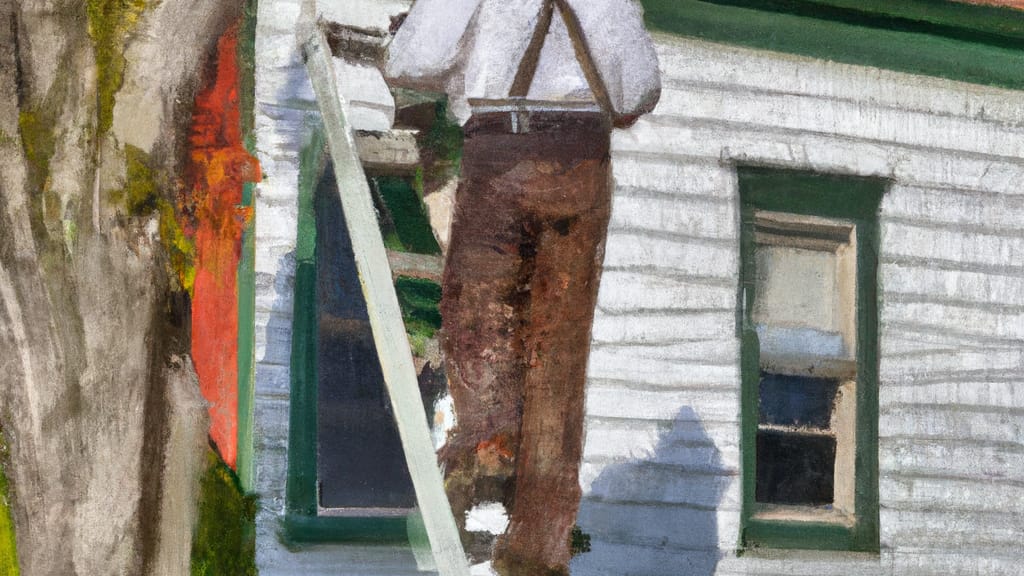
476,434,515,474
187,21,260,469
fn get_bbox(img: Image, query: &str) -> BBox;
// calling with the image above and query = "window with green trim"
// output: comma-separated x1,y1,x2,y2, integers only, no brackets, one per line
285,134,444,544
738,167,884,552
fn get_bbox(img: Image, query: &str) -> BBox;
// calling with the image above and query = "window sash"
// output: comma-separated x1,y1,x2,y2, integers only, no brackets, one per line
738,166,883,553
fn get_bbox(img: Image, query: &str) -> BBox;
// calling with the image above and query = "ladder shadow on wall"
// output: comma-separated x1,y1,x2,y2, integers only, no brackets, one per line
573,405,725,575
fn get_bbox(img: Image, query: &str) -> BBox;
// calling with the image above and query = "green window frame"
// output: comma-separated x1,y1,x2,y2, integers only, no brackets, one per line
738,167,885,552
283,126,444,546
283,128,413,545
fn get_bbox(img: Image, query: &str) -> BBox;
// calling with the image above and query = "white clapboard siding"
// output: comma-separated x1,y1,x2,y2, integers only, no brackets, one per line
585,385,741,424
612,158,736,198
890,549,1024,576
584,416,741,453
653,33,1024,126
881,263,1024,308
879,405,1023,444
571,539,724,576
879,475,1024,514
580,461,742,510
590,309,735,345
582,426,739,472
880,221,1024,272
596,272,736,313
882,301,1024,341
879,508,1024,549
609,193,737,240
580,33,1024,576
879,347,1024,383
613,120,1024,197
578,500,742,551
655,83,1024,160
587,353,738,389
589,340,740,367
881,380,1024,410
880,437,1024,480
601,231,738,278
883,184,1024,235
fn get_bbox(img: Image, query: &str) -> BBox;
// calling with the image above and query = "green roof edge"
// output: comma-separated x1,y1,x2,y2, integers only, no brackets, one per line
641,0,1024,91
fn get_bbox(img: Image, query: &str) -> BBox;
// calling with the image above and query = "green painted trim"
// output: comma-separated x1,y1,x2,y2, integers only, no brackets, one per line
695,0,1024,50
235,0,258,493
641,0,1024,91
282,514,409,545
737,167,882,553
283,127,413,544
237,181,256,492
286,127,326,518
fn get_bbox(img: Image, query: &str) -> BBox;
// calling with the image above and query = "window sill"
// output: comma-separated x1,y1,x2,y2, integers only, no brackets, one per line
733,547,882,563
753,503,856,528
281,513,411,546
742,514,877,553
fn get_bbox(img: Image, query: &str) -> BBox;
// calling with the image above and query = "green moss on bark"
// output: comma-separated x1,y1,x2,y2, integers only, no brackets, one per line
107,145,196,293
17,109,56,191
86,0,147,135
190,450,257,576
121,145,158,214
0,434,19,576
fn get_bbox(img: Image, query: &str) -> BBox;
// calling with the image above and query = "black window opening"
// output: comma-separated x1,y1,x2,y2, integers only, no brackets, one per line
285,126,447,542
315,162,417,513
756,374,841,506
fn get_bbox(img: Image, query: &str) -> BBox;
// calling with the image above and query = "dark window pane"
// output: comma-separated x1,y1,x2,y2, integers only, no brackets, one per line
755,430,835,506
315,164,416,510
759,373,840,429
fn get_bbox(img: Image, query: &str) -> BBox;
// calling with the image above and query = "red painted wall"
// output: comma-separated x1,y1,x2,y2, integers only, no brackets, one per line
188,22,260,468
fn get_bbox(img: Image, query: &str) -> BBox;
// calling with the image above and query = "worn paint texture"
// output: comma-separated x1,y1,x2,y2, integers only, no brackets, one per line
0,0,245,572
571,33,1024,576
440,112,612,576
188,22,261,469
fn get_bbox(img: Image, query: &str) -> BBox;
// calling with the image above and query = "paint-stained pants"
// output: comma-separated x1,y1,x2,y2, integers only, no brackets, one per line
440,111,611,576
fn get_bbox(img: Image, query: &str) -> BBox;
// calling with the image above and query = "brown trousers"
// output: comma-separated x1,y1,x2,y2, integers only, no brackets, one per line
440,111,612,576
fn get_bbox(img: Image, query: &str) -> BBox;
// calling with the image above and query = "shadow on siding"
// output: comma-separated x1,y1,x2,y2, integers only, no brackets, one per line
572,406,725,575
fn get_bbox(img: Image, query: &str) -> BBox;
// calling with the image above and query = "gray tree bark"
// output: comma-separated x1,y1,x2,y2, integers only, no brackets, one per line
0,0,238,573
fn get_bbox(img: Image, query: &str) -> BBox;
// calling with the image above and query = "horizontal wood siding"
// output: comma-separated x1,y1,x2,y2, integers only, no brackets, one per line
574,34,1024,575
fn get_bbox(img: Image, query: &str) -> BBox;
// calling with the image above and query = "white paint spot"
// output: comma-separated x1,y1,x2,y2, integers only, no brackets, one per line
470,561,499,576
464,502,509,535
431,391,456,451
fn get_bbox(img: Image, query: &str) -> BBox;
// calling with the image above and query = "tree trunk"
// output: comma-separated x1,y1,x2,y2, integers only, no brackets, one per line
440,111,612,576
0,0,239,573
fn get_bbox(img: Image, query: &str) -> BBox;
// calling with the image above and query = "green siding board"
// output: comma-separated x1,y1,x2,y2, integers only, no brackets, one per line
641,0,1024,91
737,167,883,553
